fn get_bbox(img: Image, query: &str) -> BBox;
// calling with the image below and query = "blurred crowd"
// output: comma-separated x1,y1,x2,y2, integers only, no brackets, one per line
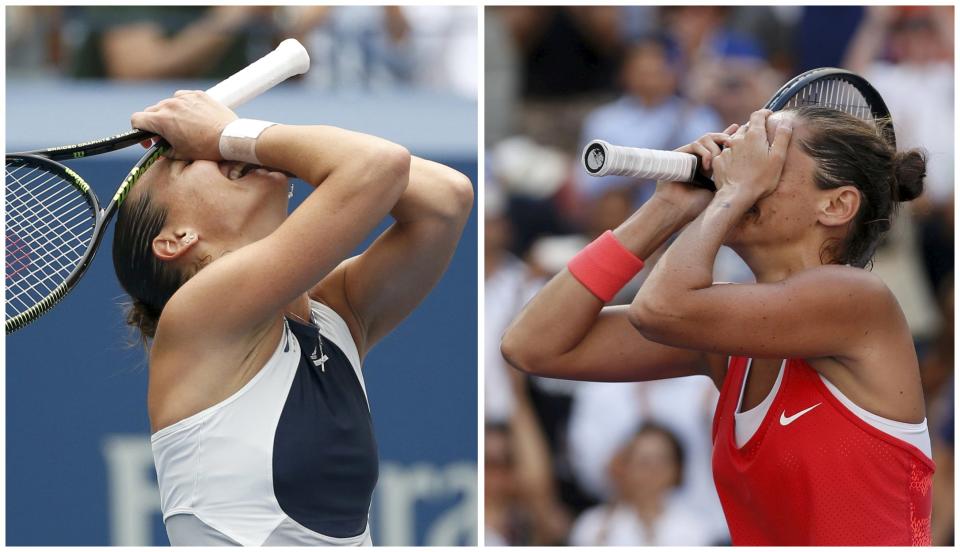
485,5,954,546
5,6,477,98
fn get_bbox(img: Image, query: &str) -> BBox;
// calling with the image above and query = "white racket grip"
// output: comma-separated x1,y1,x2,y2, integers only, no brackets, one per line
204,39,310,109
582,140,698,183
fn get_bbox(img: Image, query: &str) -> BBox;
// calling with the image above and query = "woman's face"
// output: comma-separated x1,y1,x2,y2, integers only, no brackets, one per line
138,157,291,252
621,431,680,499
722,111,824,251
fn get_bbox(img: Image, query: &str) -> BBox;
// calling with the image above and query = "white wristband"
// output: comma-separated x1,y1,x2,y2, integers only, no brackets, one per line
218,118,277,165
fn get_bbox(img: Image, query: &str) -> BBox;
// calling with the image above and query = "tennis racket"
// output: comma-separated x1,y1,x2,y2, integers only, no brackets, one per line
6,39,310,334
582,67,895,190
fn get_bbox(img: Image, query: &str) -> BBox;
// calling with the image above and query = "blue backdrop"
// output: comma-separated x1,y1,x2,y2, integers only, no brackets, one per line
6,83,478,546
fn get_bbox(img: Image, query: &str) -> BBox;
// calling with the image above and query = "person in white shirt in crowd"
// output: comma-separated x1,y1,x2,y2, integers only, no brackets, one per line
575,34,722,205
567,378,729,544
569,423,714,546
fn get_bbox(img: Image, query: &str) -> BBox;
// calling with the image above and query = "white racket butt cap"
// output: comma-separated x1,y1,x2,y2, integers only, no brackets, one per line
205,38,311,109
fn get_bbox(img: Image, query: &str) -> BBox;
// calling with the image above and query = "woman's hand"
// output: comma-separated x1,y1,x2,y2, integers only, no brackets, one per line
653,123,738,223
130,90,237,160
712,109,792,201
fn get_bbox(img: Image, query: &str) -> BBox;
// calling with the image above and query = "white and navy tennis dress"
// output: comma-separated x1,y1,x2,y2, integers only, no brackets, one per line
151,301,378,546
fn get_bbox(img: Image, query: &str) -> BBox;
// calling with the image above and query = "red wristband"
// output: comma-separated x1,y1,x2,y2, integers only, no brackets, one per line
567,230,645,302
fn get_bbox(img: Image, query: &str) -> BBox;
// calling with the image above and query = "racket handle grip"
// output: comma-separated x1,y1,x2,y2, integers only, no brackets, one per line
582,140,716,191
205,39,310,109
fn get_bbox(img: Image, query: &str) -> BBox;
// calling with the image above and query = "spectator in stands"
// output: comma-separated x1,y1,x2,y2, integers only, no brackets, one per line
401,6,478,98
931,379,954,546
67,6,269,80
660,6,765,76
485,423,527,546
660,6,778,128
500,6,625,101
921,277,954,412
567,378,728,544
495,6,627,150
575,34,722,205
279,6,476,95
684,55,781,127
485,183,543,424
928,277,954,546
485,400,572,546
569,424,714,545
6,6,64,76
794,6,865,71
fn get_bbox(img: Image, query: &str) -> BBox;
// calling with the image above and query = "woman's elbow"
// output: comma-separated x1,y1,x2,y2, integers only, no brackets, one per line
375,144,412,191
449,172,475,220
435,170,475,223
627,295,669,337
500,330,540,375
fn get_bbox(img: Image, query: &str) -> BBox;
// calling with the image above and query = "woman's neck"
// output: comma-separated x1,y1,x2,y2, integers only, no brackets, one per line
626,491,666,524
736,240,827,283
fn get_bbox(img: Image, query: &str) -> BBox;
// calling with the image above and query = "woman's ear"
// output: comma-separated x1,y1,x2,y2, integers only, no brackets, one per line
152,230,199,262
818,185,860,228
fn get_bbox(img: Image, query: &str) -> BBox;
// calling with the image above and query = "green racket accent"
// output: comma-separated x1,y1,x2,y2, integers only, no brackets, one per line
6,283,70,333
63,166,89,193
112,146,166,204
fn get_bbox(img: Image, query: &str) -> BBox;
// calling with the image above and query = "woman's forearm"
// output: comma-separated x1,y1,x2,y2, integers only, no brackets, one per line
501,195,690,374
612,195,696,258
256,124,411,193
633,187,752,314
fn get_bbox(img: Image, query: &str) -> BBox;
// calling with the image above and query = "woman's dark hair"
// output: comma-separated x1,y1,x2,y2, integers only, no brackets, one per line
790,106,926,268
112,190,183,343
634,422,685,487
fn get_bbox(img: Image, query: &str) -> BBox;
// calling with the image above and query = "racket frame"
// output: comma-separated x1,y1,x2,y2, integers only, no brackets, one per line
31,129,154,161
5,142,168,334
766,67,895,148
6,153,102,332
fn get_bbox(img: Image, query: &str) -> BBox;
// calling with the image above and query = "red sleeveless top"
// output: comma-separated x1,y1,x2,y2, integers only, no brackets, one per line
712,357,935,545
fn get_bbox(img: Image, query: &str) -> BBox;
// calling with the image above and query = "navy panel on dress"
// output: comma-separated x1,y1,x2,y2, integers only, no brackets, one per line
272,317,379,538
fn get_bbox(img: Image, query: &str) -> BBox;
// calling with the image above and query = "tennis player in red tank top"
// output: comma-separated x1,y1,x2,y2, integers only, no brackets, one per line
502,107,934,545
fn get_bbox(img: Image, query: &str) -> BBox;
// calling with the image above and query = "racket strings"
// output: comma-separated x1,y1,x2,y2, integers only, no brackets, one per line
6,214,89,311
5,160,96,319
8,168,92,249
6,167,91,274
788,78,880,126
6,185,91,293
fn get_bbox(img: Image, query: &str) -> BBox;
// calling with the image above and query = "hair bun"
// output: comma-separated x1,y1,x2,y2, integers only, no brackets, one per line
125,298,160,341
892,149,926,202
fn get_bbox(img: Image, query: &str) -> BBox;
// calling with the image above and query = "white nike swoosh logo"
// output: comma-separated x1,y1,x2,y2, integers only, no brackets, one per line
779,403,822,426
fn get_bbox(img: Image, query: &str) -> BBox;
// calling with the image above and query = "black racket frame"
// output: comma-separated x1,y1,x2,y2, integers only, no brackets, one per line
6,132,165,333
